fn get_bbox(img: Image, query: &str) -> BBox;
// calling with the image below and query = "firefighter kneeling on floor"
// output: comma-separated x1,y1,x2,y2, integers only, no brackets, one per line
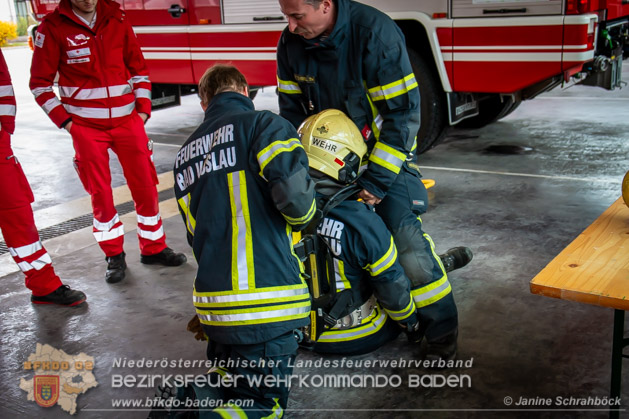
293,109,422,355
155,64,317,419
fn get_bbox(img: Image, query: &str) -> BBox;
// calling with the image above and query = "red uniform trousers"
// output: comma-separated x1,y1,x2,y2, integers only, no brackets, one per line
0,132,62,296
70,112,167,257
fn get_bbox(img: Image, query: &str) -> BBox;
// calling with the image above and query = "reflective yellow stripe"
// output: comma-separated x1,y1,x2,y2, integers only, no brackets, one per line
317,306,387,342
283,198,316,225
385,297,415,322
261,398,284,419
257,138,303,176
364,83,381,141
177,194,196,236
411,231,451,307
369,142,406,174
215,403,247,419
411,276,451,308
287,224,305,274
228,171,255,291
196,301,310,326
334,259,351,290
368,73,418,102
276,76,302,94
365,236,397,276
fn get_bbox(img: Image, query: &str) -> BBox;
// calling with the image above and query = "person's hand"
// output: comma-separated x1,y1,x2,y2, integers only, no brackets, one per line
357,188,382,205
138,112,149,124
187,314,208,341
64,121,73,133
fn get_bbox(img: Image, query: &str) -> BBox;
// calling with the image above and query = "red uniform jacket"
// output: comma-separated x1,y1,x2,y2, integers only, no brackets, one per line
0,50,16,136
29,0,152,130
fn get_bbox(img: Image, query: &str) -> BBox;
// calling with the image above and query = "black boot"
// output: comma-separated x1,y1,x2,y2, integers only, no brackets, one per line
105,252,127,283
141,247,187,266
31,285,86,306
440,247,473,273
426,329,458,365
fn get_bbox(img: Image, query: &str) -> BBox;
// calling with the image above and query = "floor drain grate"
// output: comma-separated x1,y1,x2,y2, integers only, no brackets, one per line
0,188,175,256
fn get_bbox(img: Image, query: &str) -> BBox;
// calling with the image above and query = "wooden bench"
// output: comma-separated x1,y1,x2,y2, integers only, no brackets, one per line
530,197,629,419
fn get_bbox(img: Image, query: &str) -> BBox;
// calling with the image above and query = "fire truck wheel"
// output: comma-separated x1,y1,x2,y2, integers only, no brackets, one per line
407,48,447,154
456,95,521,129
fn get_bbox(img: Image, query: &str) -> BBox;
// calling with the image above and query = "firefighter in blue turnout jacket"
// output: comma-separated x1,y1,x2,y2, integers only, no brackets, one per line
277,0,470,361
297,109,422,355
172,64,316,418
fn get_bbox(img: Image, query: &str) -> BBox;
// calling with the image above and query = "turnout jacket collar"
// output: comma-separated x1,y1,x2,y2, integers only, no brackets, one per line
57,0,122,33
301,0,349,51
204,92,254,122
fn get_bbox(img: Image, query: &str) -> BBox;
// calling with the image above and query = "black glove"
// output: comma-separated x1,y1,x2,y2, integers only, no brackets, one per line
404,320,423,344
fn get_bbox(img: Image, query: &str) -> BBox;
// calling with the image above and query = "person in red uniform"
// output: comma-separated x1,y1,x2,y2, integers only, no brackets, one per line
1,50,85,305
29,0,186,283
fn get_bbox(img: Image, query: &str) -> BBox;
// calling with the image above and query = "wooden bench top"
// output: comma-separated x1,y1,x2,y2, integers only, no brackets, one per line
530,197,629,311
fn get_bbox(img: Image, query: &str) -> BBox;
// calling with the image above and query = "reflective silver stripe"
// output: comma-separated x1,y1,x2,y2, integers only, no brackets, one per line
75,87,107,100
31,86,54,98
0,85,14,97
64,104,108,119
130,75,150,84
0,104,16,117
214,405,245,418
276,77,302,94
368,239,396,276
59,86,79,98
64,102,135,119
194,287,308,304
93,225,124,242
60,85,132,99
178,194,195,234
17,253,52,272
111,102,135,118
198,305,309,322
334,259,346,291
317,309,387,342
370,146,404,168
42,98,62,115
374,113,383,131
257,138,301,172
134,88,151,100
109,84,133,97
386,300,415,321
67,47,90,58
8,241,43,258
413,279,451,304
137,213,161,226
368,74,417,101
230,171,249,291
93,214,120,231
138,225,164,241
272,400,283,418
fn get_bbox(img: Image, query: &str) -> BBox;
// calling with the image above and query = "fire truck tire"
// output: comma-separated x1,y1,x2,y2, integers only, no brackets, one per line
456,95,520,129
407,48,447,154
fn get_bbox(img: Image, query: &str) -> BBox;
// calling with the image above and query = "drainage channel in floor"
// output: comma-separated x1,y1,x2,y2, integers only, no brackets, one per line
0,188,175,256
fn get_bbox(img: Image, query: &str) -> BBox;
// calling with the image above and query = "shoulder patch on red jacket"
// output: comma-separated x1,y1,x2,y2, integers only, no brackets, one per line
34,32,45,48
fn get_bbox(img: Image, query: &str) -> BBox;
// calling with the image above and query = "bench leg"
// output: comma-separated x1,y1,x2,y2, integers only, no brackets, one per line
610,309,625,419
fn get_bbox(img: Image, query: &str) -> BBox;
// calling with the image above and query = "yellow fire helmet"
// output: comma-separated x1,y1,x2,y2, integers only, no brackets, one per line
298,109,368,184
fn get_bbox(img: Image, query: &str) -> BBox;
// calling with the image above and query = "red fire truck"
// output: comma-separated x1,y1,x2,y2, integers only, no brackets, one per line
29,0,628,152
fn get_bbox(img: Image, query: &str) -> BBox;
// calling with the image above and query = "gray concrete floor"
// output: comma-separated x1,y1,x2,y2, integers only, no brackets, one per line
1,53,629,418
